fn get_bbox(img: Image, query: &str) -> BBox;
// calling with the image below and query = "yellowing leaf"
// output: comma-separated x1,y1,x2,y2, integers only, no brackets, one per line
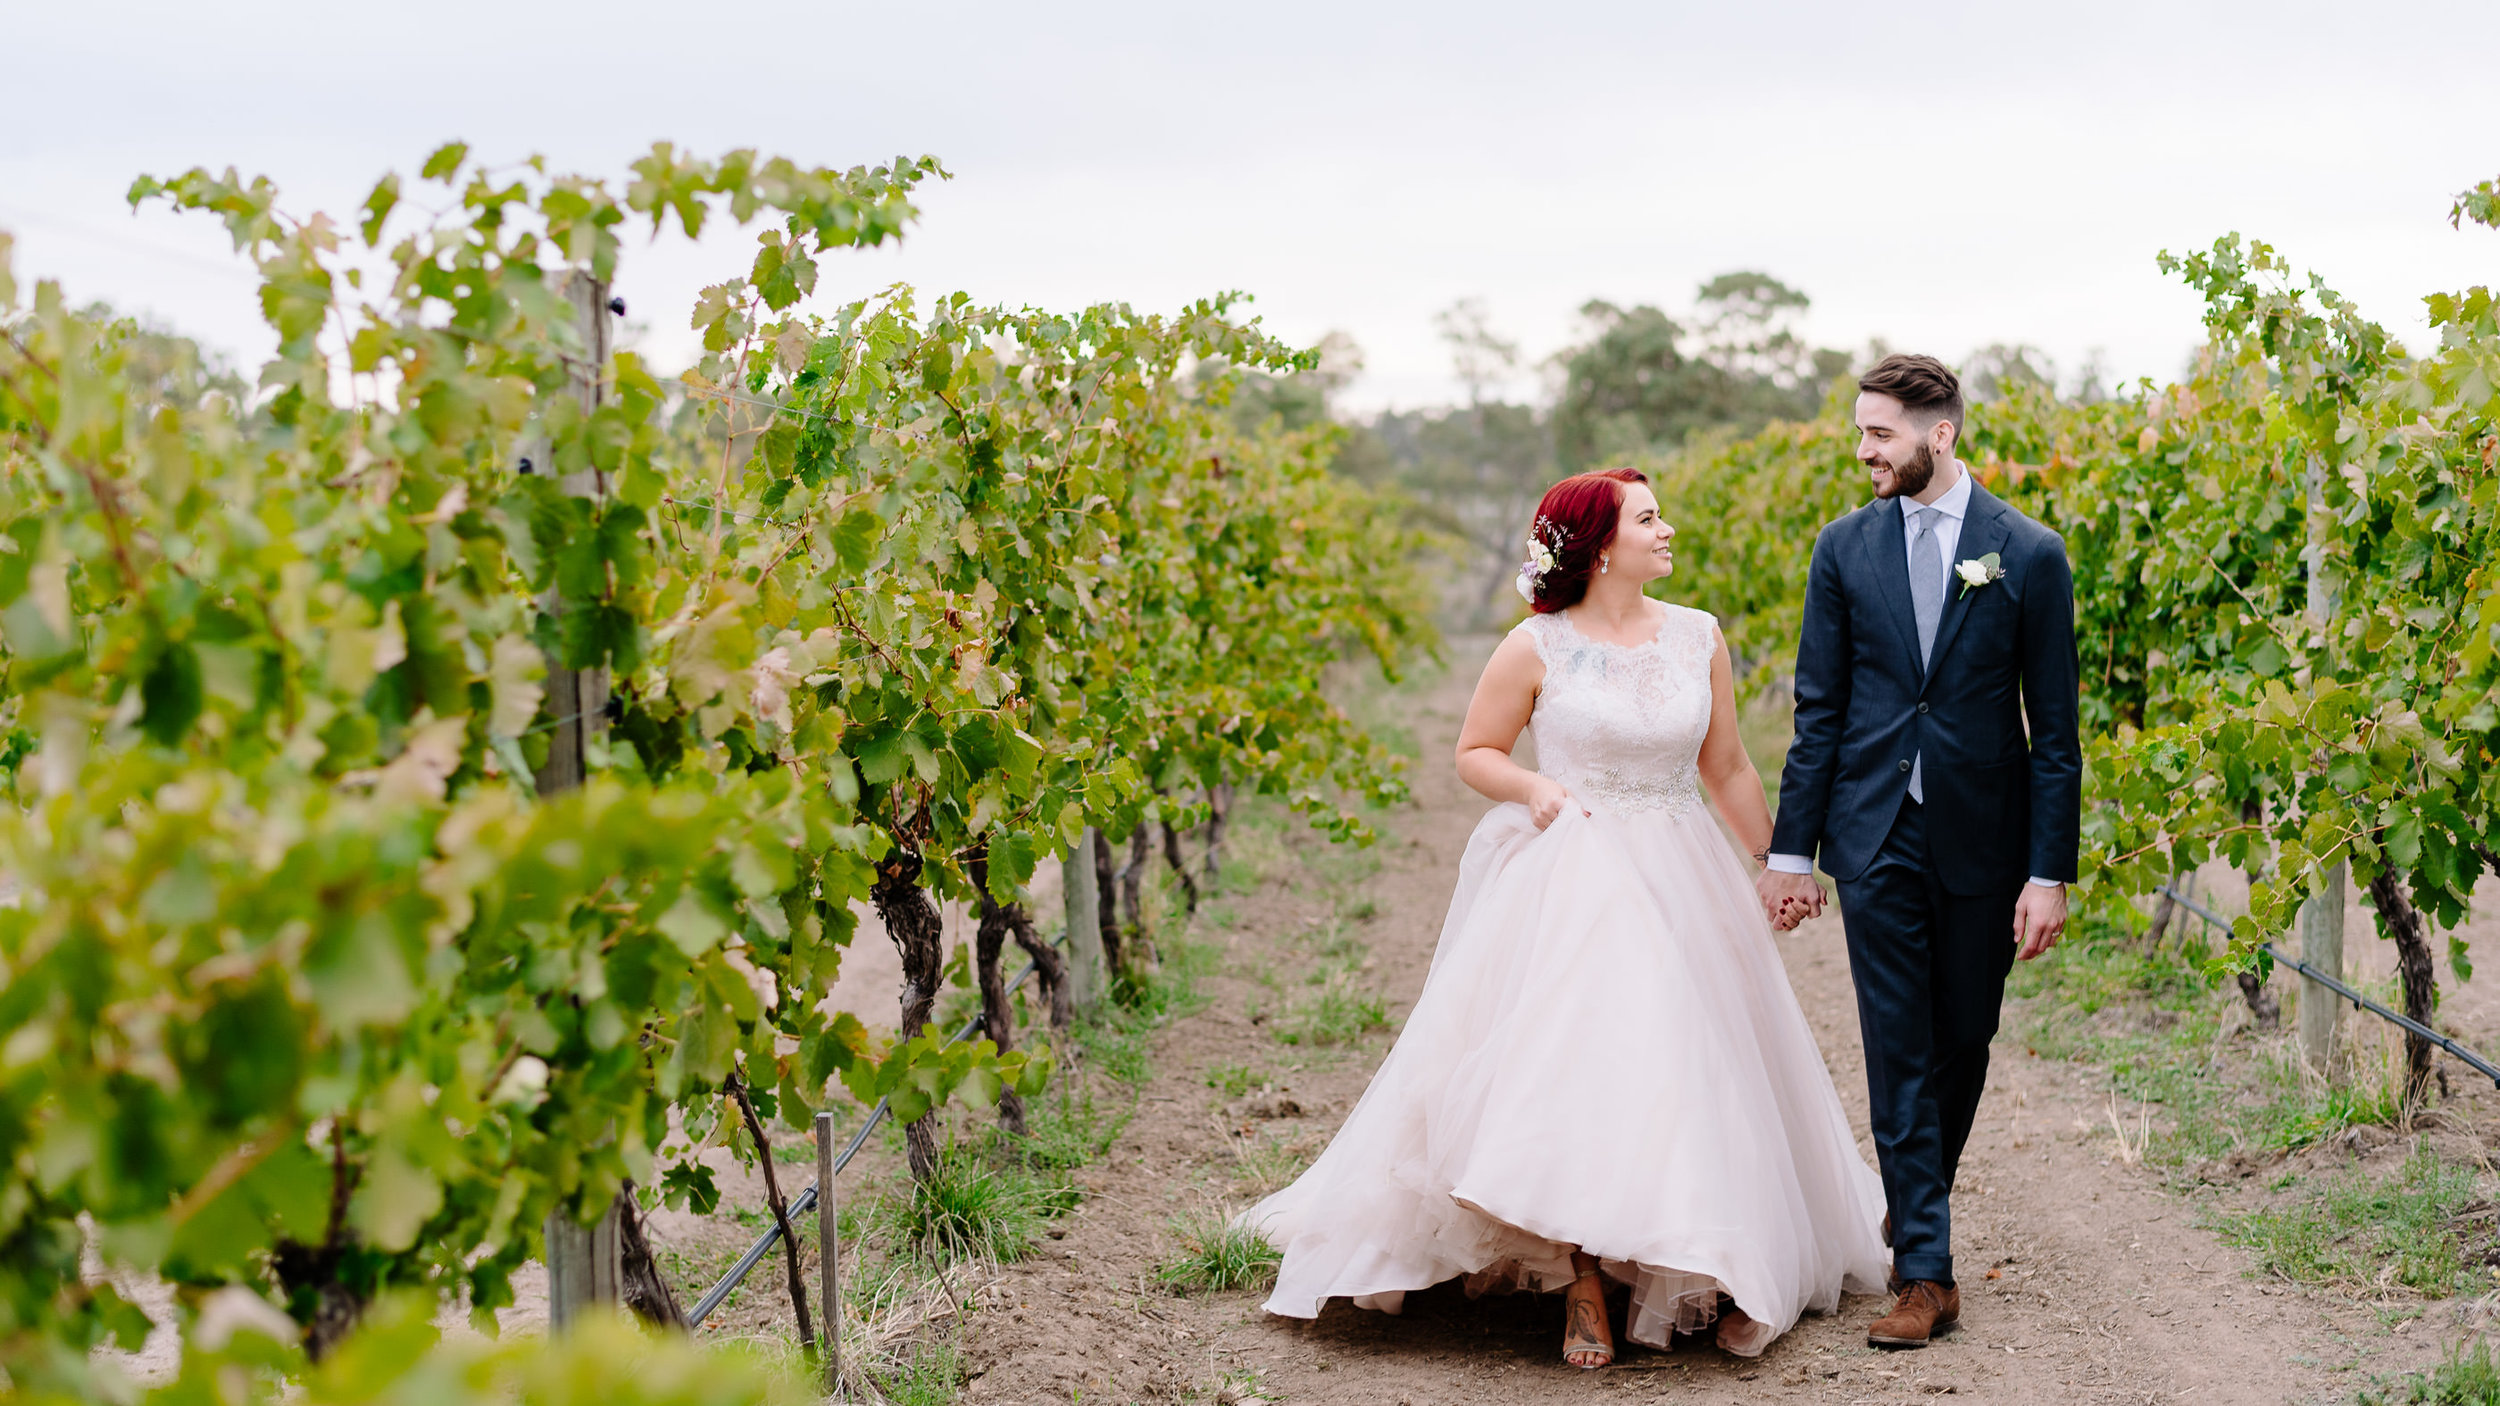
488,635,546,738
375,715,468,803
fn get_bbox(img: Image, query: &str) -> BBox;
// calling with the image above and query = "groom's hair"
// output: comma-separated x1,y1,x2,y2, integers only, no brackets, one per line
1857,354,1965,443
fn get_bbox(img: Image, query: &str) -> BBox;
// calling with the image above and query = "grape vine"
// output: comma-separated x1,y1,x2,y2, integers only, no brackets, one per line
0,139,1430,1394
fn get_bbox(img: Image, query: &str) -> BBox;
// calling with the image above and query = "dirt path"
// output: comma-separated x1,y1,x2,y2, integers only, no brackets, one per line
954,662,2454,1406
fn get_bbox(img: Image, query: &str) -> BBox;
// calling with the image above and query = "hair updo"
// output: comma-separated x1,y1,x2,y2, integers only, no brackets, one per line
1520,467,1647,614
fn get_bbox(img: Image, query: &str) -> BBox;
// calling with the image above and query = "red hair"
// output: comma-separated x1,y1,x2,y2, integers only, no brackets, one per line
1523,468,1647,614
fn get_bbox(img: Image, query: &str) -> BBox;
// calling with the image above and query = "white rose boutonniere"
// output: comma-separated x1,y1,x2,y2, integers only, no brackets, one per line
1954,551,2005,599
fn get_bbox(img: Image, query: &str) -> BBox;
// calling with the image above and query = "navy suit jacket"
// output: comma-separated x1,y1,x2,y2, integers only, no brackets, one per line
1768,480,2081,896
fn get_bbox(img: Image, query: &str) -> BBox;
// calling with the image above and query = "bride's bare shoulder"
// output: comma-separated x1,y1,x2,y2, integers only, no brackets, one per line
1481,617,1549,681
1493,615,1548,662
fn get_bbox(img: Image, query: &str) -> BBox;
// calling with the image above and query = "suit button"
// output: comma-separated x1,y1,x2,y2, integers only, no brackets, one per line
1898,759,1912,773
1917,702,1931,714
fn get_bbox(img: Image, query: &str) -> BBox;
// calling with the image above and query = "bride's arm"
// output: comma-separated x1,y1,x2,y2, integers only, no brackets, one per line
1695,627,1775,863
1455,629,1580,829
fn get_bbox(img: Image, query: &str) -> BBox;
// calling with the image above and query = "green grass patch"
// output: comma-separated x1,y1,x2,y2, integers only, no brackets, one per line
1205,1063,1272,1099
852,1329,966,1406
2362,1338,2500,1405
882,1140,1066,1264
1015,1076,1129,1174
1068,934,1218,1086
1274,979,1390,1047
2006,908,2412,1168
1222,1129,1318,1198
2215,1140,2496,1299
1157,1210,1283,1293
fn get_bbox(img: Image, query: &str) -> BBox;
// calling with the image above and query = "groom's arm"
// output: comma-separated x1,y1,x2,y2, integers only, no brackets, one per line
2019,530,2082,884
1768,528,1850,864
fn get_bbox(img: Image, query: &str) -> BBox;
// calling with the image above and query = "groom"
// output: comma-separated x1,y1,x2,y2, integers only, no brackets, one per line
1755,354,2080,1349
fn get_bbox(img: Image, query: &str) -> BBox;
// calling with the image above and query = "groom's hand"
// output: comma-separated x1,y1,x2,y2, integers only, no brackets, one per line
2013,882,2068,961
1756,869,1826,931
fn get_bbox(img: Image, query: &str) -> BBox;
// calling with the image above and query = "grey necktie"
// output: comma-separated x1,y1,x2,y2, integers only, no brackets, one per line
1908,505,1942,802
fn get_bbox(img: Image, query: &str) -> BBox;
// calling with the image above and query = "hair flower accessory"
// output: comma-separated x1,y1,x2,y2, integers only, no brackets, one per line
1515,516,1567,604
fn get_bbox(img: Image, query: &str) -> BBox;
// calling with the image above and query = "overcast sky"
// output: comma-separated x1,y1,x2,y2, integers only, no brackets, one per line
6,0,2498,411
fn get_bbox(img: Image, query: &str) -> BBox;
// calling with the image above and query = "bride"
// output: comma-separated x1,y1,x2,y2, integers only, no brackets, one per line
1240,468,1888,1368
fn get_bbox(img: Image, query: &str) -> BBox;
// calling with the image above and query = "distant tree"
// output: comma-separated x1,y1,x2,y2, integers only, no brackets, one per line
1961,342,2058,403
1434,296,1522,406
1551,272,1844,470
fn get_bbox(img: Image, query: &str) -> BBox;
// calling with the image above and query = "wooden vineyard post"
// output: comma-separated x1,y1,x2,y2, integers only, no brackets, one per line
542,273,624,1330
1063,829,1107,1016
817,1110,841,1397
536,273,614,799
2295,455,2347,1082
544,1211,626,1330
2298,865,2348,1078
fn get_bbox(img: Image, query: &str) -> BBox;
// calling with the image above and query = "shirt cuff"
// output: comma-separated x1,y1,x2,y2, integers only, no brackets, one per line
2026,876,2065,890
1766,853,1814,875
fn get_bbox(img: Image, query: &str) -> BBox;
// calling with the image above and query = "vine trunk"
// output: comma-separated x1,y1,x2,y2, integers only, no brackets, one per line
871,852,946,1181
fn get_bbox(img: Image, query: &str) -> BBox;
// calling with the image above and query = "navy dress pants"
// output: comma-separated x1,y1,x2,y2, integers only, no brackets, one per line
1833,797,2021,1287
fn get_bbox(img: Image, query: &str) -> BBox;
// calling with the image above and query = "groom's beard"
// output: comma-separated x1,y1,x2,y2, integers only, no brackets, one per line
1869,439,1937,499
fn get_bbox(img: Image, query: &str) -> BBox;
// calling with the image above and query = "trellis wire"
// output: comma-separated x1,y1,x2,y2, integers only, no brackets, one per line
686,933,1063,1328
2157,884,2500,1089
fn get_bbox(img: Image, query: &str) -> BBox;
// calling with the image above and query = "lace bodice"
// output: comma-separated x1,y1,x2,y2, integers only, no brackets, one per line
1518,605,1718,817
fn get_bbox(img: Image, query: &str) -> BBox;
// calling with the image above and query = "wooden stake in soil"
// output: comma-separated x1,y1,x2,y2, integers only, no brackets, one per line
816,1110,841,1398
538,272,632,1331
2298,861,2347,1079
1063,830,1106,1016
2296,457,2347,1081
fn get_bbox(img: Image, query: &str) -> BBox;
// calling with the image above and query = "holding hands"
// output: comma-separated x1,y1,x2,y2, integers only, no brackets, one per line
1755,867,1827,932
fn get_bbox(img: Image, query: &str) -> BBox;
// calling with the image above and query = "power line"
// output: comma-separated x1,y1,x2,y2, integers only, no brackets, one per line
0,199,261,286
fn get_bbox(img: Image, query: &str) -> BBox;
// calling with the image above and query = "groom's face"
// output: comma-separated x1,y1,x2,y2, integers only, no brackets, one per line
1853,392,1945,500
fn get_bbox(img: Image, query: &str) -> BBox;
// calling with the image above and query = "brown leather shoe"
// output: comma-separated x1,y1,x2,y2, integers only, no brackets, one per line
1867,1281,1959,1349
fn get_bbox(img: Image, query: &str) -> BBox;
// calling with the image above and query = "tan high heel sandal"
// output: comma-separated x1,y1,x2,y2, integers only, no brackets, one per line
1561,1269,1615,1370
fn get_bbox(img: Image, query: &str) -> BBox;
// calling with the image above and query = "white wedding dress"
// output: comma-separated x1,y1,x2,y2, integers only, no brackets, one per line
1241,604,1888,1355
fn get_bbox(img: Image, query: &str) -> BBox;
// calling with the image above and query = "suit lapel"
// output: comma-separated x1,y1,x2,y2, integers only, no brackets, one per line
1921,481,2010,694
1858,500,1928,685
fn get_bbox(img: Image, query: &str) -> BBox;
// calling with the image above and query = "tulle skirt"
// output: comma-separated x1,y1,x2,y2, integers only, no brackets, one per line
1238,798,1889,1355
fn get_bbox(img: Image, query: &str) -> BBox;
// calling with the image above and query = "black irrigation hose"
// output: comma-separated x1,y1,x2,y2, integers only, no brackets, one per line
686,937,1062,1328
2157,884,2500,1090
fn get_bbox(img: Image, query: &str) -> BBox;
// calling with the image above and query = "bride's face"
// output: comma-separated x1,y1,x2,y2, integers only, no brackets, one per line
1607,484,1675,582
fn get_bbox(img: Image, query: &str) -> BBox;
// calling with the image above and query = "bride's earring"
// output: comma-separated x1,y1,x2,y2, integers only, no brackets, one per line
1600,554,1609,575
